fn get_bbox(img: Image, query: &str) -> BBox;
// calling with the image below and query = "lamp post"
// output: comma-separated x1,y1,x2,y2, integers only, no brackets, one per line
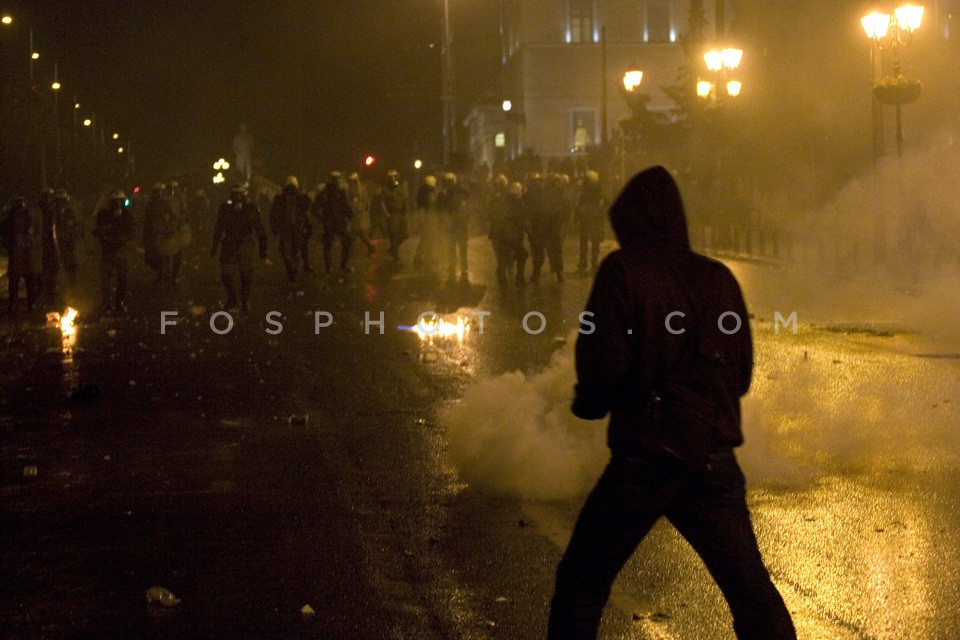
441,0,456,166
697,48,743,249
699,47,743,103
697,48,743,169
619,68,645,180
862,5,924,159
50,62,64,186
29,27,35,86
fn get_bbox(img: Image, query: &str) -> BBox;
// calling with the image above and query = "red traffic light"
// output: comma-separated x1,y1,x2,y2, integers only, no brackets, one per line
364,155,375,167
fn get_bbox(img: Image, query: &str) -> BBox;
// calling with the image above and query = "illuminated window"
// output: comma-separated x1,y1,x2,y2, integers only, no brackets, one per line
495,132,506,148
645,0,672,43
569,1,594,44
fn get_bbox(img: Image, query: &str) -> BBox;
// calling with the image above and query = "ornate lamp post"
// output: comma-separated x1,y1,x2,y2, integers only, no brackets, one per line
862,5,925,158
698,47,743,103
619,68,645,179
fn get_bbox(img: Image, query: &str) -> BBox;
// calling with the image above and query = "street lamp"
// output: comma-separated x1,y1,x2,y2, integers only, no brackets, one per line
622,69,643,93
502,99,512,112
862,5,924,158
2,15,12,25
83,118,91,127
32,52,39,60
112,133,119,140
699,47,743,101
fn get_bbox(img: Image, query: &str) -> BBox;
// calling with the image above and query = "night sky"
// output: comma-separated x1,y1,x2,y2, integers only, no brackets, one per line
12,0,500,184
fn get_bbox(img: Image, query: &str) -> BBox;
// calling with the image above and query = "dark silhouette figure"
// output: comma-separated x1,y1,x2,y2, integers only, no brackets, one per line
548,166,796,640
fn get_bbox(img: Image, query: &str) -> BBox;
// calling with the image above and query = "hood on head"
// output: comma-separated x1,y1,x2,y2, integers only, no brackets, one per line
609,166,690,251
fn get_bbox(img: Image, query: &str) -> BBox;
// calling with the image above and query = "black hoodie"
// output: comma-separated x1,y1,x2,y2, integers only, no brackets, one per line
572,166,753,455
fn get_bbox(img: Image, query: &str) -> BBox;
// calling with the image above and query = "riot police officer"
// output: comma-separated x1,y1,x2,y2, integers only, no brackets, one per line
211,184,268,312
93,191,134,314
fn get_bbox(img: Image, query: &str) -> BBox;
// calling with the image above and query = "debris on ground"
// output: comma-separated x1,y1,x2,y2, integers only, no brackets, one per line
146,586,181,607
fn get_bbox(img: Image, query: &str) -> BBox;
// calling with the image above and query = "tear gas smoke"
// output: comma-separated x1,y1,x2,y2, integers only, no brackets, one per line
443,146,960,500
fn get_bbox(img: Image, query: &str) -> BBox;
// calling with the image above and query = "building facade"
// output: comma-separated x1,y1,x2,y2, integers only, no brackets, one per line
468,0,720,167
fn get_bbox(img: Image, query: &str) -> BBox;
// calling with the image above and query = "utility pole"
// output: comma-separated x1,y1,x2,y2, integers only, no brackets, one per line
600,25,608,147
715,0,726,39
441,0,457,166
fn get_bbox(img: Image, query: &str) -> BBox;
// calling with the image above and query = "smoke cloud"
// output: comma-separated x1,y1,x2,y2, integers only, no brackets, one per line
442,146,960,500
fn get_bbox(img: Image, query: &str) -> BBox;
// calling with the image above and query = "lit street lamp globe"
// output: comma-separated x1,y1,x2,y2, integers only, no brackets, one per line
622,70,643,93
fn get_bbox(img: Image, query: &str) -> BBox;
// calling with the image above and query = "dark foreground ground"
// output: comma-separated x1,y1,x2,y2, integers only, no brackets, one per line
3,221,960,639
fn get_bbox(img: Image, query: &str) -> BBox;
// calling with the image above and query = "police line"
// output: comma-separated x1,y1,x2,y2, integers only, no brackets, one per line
158,310,801,336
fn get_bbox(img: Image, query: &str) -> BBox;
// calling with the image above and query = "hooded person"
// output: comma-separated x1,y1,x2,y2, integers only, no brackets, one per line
547,166,796,640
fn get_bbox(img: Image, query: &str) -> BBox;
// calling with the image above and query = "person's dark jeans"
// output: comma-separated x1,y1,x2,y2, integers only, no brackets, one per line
548,452,796,640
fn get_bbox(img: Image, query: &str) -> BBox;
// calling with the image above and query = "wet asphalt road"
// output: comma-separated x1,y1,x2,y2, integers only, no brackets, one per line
2,221,959,639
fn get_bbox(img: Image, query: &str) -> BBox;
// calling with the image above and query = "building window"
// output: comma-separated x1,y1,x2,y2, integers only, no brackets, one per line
568,1,594,44
572,111,596,151
495,132,506,148
645,0,673,43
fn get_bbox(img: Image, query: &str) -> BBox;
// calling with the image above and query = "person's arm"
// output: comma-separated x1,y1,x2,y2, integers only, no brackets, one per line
572,255,635,420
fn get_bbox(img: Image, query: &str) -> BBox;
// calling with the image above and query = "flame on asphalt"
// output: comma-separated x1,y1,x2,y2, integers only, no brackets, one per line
46,307,79,353
409,315,470,342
